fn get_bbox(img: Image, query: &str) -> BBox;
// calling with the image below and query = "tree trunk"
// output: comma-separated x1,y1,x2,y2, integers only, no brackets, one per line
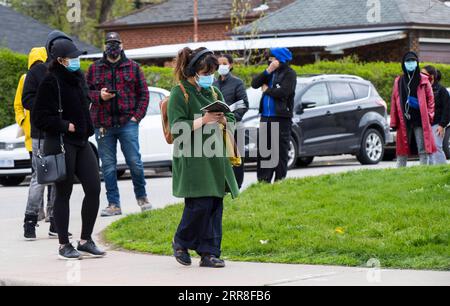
87,0,98,19
99,0,115,24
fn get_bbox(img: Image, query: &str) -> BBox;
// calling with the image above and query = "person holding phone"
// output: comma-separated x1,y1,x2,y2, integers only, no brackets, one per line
86,32,150,217
251,48,297,183
168,47,239,268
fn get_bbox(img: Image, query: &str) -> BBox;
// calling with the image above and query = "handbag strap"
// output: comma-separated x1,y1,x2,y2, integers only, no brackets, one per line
37,77,65,156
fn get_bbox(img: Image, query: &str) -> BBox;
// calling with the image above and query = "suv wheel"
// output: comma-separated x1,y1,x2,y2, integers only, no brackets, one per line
297,156,314,167
0,176,26,187
287,137,299,170
357,129,384,165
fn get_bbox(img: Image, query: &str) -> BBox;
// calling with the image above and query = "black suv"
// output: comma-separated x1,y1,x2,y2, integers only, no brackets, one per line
241,74,392,168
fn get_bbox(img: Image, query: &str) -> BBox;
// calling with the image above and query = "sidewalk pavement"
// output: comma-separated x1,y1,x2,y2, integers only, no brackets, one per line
0,158,449,286
1,216,449,286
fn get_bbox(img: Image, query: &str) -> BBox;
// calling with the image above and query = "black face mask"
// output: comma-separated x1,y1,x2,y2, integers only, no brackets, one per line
105,42,122,60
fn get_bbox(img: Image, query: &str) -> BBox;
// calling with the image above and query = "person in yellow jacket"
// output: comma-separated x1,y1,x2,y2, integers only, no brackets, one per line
16,47,54,238
14,74,32,152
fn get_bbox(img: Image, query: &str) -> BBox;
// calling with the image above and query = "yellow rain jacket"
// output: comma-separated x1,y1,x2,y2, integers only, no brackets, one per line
14,47,47,152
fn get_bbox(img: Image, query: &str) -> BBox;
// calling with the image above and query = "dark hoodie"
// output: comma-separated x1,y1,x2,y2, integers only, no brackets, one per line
251,48,297,118
23,30,73,139
32,64,94,151
399,51,422,127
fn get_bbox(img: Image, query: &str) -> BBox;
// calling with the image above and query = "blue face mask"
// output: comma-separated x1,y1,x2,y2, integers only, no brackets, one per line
65,58,81,72
404,60,417,72
196,74,215,89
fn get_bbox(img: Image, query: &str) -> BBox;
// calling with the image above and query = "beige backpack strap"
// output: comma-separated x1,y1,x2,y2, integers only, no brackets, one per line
179,82,189,103
210,86,218,101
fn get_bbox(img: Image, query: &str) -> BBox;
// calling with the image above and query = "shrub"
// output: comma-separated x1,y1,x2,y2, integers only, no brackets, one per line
1,49,449,129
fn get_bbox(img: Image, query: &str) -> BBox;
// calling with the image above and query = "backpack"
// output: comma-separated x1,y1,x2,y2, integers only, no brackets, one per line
160,83,189,144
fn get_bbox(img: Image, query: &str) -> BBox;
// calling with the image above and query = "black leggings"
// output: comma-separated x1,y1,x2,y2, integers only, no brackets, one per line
54,143,101,245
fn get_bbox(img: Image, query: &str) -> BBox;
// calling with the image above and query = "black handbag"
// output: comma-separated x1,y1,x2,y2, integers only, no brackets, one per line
35,78,67,185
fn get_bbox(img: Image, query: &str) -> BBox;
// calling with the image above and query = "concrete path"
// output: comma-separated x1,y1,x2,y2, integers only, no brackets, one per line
0,156,448,286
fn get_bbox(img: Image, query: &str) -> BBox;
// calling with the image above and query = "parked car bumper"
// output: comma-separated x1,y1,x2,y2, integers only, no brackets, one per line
0,148,32,177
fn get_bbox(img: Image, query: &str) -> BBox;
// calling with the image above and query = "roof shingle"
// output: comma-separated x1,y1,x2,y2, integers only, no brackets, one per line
0,5,99,54
101,0,295,27
236,0,450,35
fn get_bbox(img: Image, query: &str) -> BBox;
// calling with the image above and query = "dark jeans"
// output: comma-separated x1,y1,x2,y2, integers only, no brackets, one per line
174,197,224,258
257,116,292,183
54,143,101,245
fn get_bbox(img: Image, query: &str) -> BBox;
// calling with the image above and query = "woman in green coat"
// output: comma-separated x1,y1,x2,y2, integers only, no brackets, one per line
167,47,239,268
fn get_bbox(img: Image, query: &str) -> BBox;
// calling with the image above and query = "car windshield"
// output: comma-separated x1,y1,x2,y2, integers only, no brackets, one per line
147,91,165,115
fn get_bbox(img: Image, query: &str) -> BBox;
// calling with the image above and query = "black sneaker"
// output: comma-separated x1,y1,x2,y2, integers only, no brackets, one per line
49,231,73,240
58,243,81,261
172,241,192,266
24,221,38,241
200,255,226,268
48,219,72,240
77,240,106,258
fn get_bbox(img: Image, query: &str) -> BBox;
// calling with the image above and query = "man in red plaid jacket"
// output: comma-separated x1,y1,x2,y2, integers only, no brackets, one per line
86,32,150,217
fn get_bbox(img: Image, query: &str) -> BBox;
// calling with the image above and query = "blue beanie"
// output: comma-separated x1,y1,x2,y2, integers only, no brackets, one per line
270,48,293,63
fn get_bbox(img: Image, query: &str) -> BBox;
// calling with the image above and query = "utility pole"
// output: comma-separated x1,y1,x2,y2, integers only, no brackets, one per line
193,0,199,42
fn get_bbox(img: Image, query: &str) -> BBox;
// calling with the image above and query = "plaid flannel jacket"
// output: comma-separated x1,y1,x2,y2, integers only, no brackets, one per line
87,55,149,128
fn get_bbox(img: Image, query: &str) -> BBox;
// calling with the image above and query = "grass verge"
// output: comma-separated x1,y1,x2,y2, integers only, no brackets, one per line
104,166,450,270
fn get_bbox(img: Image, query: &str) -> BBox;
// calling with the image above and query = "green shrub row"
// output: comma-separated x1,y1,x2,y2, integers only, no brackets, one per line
1,48,449,129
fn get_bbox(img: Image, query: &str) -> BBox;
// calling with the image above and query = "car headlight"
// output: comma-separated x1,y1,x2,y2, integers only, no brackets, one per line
0,142,25,150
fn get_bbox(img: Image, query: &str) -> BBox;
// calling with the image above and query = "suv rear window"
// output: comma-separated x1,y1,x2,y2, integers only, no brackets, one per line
329,82,355,103
350,83,370,100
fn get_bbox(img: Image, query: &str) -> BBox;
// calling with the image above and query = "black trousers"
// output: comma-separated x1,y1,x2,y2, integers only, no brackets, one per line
174,197,224,257
257,116,292,183
233,162,245,189
54,143,101,245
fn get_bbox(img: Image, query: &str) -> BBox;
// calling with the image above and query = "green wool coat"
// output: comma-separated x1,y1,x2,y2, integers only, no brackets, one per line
167,80,240,200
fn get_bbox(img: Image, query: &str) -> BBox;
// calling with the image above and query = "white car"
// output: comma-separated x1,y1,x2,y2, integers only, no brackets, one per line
0,87,172,187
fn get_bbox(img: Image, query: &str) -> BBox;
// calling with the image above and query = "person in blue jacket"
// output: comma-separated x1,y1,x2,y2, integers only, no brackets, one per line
251,48,297,183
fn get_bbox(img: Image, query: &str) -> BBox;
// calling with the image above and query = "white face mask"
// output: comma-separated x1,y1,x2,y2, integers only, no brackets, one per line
218,65,230,76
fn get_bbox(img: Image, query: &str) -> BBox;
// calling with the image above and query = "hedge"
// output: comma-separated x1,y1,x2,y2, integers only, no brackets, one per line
1,48,449,129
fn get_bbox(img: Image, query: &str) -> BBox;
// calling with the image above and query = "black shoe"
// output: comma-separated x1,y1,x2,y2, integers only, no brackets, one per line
77,240,106,258
172,241,192,266
48,219,72,240
49,231,73,240
200,255,226,268
24,217,38,241
58,243,81,261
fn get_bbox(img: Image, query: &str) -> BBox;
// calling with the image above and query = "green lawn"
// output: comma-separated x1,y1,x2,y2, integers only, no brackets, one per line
104,166,450,270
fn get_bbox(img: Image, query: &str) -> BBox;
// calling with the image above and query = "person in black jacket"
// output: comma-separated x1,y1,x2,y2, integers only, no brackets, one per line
213,54,249,188
422,66,450,165
251,48,297,183
22,30,75,242
32,39,105,260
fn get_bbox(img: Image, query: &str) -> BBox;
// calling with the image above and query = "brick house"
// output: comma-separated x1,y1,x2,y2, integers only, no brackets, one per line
98,0,295,49
234,0,450,64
